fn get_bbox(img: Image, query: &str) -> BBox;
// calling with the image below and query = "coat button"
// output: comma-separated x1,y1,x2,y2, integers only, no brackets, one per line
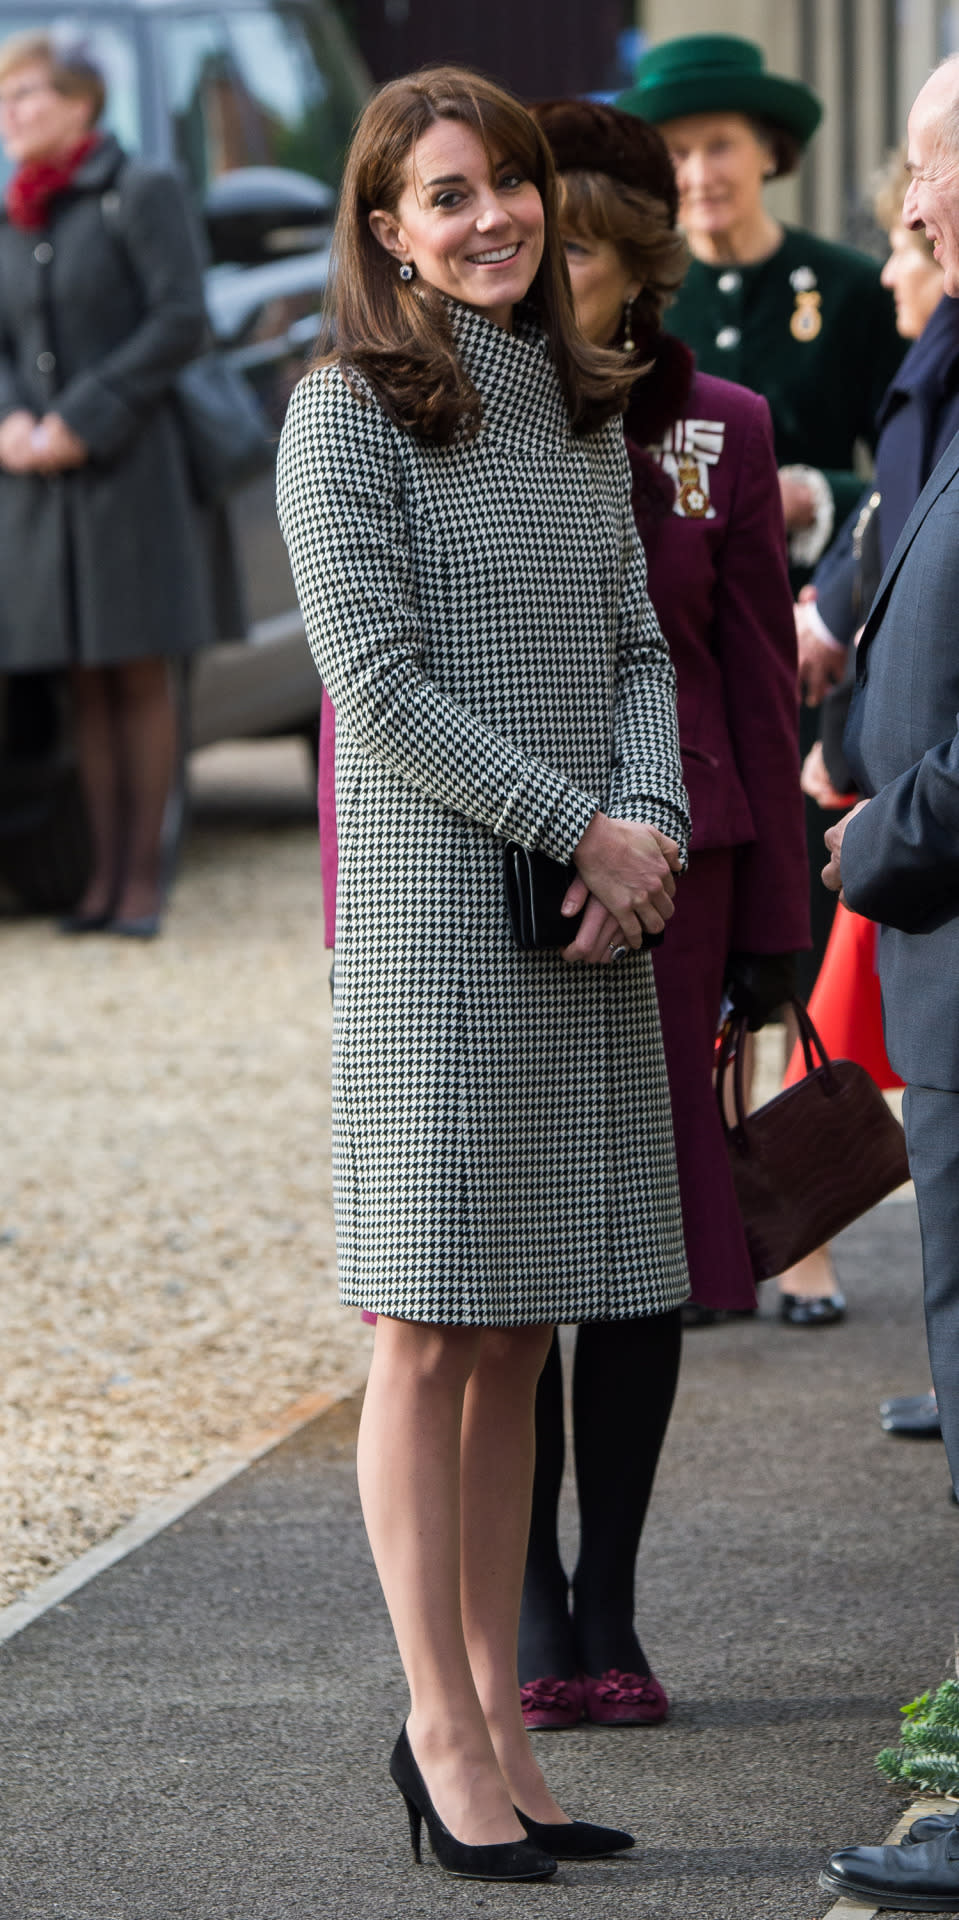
33,241,53,264
715,326,741,350
36,350,56,372
717,270,741,293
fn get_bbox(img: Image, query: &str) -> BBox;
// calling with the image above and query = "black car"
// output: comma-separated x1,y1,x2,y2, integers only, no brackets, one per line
0,0,368,909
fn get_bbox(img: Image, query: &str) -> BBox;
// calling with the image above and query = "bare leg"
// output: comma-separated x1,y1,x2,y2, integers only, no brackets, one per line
355,1315,526,1846
68,665,121,916
777,1243,838,1299
460,1322,568,1824
111,658,177,919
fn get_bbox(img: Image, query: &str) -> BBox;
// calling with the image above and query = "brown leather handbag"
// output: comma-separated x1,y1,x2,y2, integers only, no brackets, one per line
716,999,911,1282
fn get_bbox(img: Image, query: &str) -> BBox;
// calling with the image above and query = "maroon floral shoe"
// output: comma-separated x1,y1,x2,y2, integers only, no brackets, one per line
520,1674,586,1730
582,1669,669,1727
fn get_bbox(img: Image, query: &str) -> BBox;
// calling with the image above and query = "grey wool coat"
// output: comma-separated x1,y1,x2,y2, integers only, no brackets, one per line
0,134,213,669
277,302,692,1326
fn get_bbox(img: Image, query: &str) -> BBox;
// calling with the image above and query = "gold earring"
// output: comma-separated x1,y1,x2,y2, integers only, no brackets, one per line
623,296,636,354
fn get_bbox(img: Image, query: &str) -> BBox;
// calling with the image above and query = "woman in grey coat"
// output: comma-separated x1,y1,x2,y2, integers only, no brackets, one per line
0,29,211,935
277,67,689,1884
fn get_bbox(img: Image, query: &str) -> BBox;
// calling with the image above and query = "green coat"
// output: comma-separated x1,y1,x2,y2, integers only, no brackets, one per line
666,225,903,587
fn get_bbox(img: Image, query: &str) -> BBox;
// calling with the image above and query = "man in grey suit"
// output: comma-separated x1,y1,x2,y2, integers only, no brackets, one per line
819,52,959,1914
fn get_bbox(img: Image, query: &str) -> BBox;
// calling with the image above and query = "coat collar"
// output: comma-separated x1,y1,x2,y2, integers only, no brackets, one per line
69,132,126,192
876,293,959,428
858,425,959,657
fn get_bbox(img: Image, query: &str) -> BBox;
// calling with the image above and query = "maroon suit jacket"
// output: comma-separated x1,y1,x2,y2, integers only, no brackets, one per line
627,354,809,954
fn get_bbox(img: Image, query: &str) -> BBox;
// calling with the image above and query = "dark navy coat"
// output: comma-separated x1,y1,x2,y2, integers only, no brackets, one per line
816,293,959,648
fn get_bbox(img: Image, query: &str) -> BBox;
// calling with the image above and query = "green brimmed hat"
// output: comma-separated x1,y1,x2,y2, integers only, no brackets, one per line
616,33,822,148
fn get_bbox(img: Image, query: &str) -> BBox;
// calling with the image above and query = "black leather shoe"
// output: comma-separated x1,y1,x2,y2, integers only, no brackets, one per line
681,1303,756,1328
819,1826,959,1909
880,1391,941,1438
59,908,112,934
779,1291,846,1326
389,1728,556,1882
110,914,161,940
516,1809,634,1857
902,1810,959,1846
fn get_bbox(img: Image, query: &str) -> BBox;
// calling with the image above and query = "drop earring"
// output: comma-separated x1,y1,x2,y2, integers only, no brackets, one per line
398,260,414,282
623,296,635,354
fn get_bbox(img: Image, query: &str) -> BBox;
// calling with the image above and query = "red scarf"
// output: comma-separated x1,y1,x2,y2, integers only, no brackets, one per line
5,133,100,231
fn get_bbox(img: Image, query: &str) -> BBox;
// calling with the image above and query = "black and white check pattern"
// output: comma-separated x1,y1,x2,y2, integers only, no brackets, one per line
277,302,690,1324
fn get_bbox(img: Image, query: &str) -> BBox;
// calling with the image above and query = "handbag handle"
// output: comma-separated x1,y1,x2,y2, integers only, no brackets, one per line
716,996,840,1152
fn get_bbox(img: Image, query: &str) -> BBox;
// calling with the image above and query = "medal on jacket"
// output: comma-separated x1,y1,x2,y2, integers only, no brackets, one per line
676,452,710,517
789,265,822,341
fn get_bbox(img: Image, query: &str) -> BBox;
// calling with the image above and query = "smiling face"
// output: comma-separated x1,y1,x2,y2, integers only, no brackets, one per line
561,229,639,347
368,117,546,330
659,110,772,248
880,222,944,338
904,65,959,297
0,57,93,165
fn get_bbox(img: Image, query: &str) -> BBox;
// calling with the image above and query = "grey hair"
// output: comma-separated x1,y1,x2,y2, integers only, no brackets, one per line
930,53,959,163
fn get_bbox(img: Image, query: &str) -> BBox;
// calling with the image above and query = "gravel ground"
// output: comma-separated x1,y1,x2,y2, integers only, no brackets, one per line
1,739,795,1612
0,739,372,1609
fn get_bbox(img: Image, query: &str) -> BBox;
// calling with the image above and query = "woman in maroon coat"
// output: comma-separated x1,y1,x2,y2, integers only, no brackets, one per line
519,100,809,1729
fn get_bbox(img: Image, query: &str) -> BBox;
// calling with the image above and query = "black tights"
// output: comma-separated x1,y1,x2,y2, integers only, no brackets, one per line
70,658,176,920
519,1310,682,1684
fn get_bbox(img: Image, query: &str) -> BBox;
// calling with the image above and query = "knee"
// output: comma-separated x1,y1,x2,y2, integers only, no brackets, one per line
477,1323,555,1389
373,1318,482,1396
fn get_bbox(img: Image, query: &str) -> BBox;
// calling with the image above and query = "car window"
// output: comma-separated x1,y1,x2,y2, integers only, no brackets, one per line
160,4,366,197
0,11,141,186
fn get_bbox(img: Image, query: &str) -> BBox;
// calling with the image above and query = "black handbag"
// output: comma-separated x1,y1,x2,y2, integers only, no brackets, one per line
99,176,274,506
716,997,911,1281
503,842,666,952
504,843,584,948
172,353,275,506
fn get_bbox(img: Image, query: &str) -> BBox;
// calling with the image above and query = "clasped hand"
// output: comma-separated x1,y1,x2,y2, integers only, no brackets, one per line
560,812,681,966
0,408,88,473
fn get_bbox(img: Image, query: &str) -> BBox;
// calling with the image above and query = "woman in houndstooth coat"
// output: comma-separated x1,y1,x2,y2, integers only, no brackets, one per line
276,68,689,1881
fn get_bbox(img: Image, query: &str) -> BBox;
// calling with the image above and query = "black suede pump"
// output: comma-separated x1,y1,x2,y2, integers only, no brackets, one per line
388,1727,557,1882
517,1809,636,1858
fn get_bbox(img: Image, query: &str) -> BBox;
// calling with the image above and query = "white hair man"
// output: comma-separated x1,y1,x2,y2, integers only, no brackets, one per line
818,51,959,1917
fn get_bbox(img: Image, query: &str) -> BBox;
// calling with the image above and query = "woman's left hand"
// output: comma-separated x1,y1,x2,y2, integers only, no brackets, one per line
560,876,629,966
29,413,88,471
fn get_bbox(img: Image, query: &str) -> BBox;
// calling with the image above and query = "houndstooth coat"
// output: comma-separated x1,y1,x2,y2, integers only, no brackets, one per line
277,301,690,1325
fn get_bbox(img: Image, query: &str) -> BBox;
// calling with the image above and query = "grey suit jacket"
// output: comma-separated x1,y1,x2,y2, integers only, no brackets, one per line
842,431,959,1088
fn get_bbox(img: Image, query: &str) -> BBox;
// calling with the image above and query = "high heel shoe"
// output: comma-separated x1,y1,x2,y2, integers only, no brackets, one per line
388,1726,556,1882
516,1808,635,1857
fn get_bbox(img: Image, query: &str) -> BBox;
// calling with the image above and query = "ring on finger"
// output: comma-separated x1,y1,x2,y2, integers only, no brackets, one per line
608,942,629,961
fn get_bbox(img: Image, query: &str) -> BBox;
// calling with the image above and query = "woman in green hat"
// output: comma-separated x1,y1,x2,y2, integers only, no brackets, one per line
618,33,902,583
619,32,904,994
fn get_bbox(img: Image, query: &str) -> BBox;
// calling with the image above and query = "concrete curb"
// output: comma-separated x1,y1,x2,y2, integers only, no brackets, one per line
0,1385,350,1646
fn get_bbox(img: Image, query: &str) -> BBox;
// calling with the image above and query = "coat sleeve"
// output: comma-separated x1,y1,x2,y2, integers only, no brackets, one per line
711,393,810,951
840,736,959,931
276,368,601,863
815,271,904,548
55,166,206,459
605,438,690,857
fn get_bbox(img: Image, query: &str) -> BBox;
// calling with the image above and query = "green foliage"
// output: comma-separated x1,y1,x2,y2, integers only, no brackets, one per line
877,1679,959,1794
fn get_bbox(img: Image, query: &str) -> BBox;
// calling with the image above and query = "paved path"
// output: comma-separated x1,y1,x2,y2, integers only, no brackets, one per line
2,1198,955,1920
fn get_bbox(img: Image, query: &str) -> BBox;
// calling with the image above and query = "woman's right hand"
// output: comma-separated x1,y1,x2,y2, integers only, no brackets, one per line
565,811,681,956
0,409,39,471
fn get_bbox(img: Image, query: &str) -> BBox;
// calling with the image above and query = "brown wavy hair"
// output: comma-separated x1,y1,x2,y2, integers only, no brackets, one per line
314,65,636,442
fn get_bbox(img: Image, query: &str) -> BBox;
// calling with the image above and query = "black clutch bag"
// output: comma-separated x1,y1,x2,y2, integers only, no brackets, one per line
503,842,665,952
504,844,584,949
